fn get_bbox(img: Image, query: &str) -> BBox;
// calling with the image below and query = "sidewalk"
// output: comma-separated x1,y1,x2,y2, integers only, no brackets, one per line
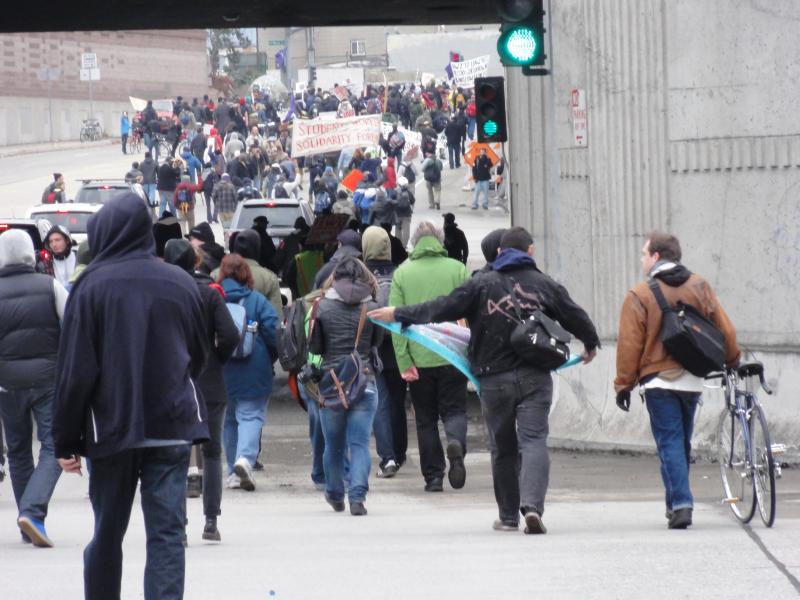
0,138,116,159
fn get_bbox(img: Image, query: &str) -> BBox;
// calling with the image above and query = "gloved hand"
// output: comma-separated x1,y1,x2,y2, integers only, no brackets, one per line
616,390,631,412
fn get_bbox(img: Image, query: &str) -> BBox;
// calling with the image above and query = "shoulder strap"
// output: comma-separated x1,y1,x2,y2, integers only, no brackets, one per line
353,303,368,349
647,279,672,313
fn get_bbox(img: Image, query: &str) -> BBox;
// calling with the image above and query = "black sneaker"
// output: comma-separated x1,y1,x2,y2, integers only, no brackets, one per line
668,508,692,530
325,494,345,512
446,441,466,489
202,517,221,542
523,511,547,534
186,473,202,498
424,478,444,492
349,502,368,516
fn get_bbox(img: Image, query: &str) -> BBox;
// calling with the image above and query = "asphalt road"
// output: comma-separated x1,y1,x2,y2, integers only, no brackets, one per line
4,144,799,599
0,142,510,272
1,394,800,599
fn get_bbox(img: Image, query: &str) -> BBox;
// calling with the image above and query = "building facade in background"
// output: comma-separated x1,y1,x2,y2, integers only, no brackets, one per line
0,30,210,145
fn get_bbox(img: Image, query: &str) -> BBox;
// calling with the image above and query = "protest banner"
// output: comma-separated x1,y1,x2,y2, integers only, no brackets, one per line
291,114,382,157
449,56,490,88
305,214,351,246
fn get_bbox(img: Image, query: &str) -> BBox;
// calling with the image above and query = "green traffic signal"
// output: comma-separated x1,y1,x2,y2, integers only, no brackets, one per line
497,25,540,66
482,120,498,137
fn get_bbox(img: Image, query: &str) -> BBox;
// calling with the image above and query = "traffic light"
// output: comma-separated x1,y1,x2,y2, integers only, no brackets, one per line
496,0,546,68
475,76,507,143
308,65,317,87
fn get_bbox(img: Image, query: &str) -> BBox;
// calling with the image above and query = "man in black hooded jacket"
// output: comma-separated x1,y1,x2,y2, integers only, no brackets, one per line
164,238,238,543
52,193,209,600
370,227,599,536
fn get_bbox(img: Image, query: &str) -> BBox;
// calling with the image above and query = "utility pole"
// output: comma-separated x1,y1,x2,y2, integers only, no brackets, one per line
305,27,316,89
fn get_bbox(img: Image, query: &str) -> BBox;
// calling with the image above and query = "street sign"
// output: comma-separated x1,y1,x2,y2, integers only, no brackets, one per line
81,52,97,70
36,67,61,81
80,68,101,81
571,88,588,147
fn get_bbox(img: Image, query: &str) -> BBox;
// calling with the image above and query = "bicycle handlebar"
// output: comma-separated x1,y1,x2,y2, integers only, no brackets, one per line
704,364,772,395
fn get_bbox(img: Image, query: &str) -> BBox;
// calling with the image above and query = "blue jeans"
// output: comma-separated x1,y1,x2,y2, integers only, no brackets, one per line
299,382,326,486
159,190,176,216
319,381,378,503
473,179,490,208
0,387,62,522
644,389,699,512
467,117,476,140
373,373,396,466
143,183,157,207
223,395,268,474
144,132,159,161
84,444,191,600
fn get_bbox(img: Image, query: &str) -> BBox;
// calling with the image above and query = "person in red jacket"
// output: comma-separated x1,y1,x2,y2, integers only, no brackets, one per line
383,156,397,191
173,174,204,234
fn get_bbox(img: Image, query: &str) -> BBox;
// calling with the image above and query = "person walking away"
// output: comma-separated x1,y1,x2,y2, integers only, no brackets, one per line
120,111,130,154
251,216,277,272
0,229,67,547
388,221,469,492
139,152,158,211
370,226,600,533
212,229,282,316
211,173,238,229
362,226,406,476
421,153,443,210
308,257,383,515
164,239,238,542
186,222,224,275
312,229,362,290
157,157,182,215
52,194,210,599
445,117,462,169
368,188,395,228
41,173,66,204
442,213,469,264
45,225,76,287
393,176,415,247
614,231,740,530
472,149,492,210
173,174,204,235
217,255,278,492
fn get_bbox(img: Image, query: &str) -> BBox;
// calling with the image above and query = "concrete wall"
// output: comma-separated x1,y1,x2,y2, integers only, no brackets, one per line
506,0,800,455
0,30,210,145
0,96,132,145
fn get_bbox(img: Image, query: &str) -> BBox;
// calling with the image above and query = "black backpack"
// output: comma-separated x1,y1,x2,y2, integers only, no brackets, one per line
277,296,319,372
649,279,726,376
402,162,416,184
424,160,441,183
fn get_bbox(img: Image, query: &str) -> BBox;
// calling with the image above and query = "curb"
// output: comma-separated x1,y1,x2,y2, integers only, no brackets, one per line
0,138,117,159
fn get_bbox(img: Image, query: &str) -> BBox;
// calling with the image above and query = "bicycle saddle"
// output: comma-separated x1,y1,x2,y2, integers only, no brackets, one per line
737,361,764,379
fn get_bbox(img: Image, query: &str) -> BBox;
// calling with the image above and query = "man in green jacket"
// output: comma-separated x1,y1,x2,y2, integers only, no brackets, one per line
390,221,469,492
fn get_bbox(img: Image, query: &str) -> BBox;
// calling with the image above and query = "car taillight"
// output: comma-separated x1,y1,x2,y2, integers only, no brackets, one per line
266,202,277,208
57,210,69,214
0,224,8,231
40,249,50,262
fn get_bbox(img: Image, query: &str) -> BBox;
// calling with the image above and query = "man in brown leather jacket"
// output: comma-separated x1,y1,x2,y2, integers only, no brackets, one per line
615,232,740,530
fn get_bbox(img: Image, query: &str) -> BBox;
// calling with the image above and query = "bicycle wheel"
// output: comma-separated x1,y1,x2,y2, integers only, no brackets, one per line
717,407,756,523
159,140,173,159
750,403,776,527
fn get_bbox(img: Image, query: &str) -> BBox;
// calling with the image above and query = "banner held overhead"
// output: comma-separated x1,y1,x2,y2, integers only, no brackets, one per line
291,114,382,157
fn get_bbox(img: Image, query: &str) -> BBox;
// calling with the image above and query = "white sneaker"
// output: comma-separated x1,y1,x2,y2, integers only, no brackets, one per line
234,457,255,491
226,473,241,489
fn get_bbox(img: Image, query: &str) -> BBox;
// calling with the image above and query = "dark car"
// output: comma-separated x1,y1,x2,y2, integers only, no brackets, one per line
0,218,55,275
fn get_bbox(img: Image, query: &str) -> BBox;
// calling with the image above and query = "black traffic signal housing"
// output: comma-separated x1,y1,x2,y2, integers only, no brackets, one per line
496,0,548,74
475,76,507,143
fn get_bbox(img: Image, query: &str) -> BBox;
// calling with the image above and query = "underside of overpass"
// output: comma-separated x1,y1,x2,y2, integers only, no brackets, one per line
3,2,499,32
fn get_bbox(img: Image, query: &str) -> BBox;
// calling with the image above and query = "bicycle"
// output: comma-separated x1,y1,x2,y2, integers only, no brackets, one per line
80,118,103,142
707,361,783,527
128,129,143,154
